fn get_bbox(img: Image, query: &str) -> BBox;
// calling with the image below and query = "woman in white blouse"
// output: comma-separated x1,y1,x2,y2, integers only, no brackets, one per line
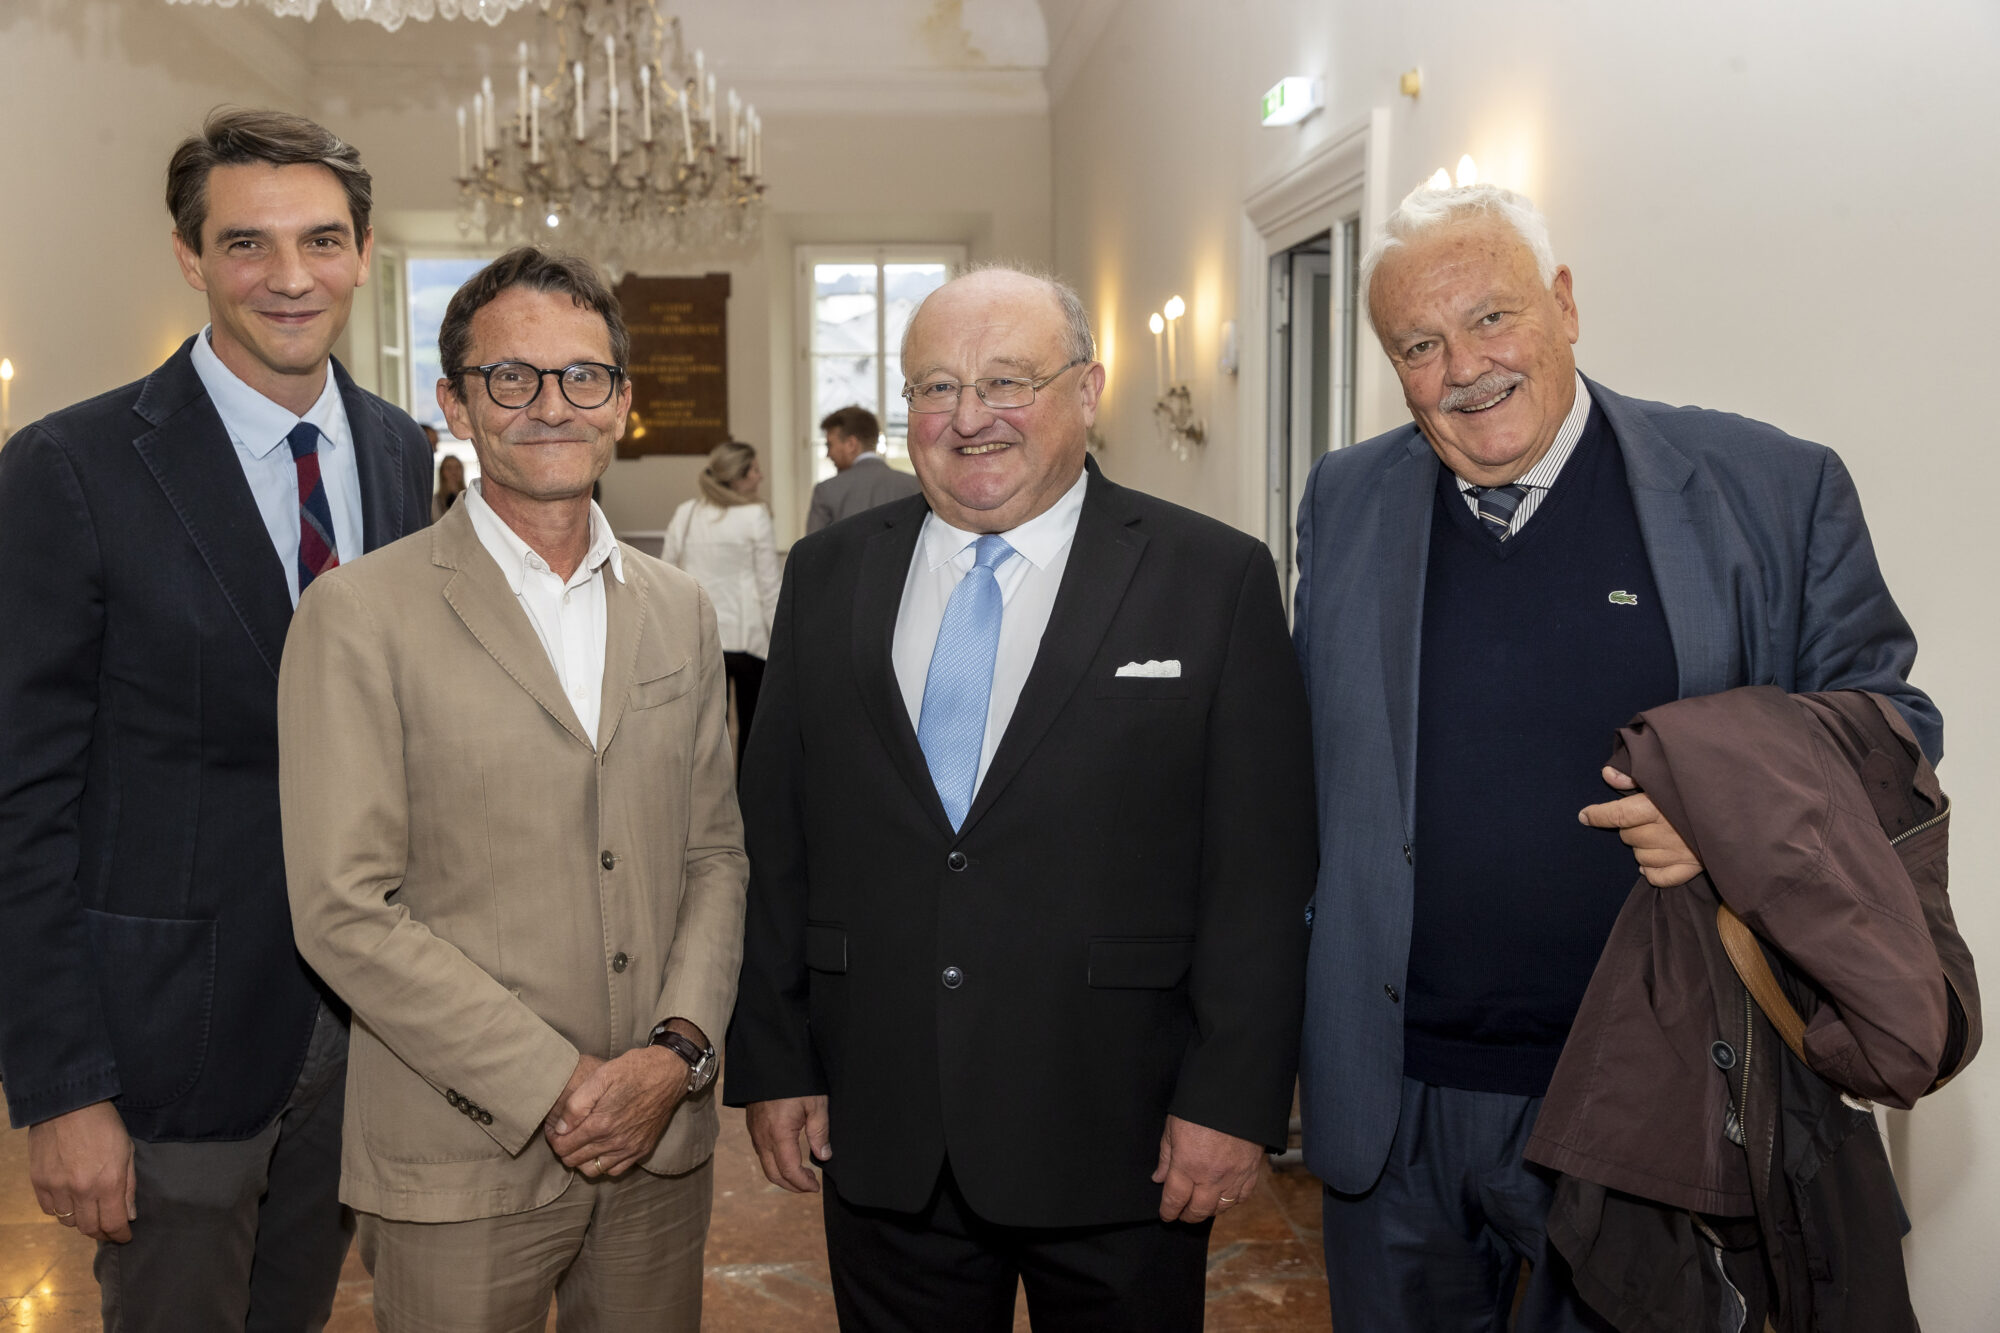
662,441,781,763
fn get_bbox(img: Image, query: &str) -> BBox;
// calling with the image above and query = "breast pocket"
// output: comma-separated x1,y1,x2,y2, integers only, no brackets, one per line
1090,675,1191,701
630,658,694,710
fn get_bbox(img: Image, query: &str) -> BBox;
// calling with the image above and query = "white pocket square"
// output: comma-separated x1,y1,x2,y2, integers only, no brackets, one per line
1114,659,1181,678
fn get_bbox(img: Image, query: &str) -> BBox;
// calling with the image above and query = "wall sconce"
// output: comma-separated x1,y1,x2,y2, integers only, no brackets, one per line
1148,298,1205,461
0,358,14,447
1426,155,1481,191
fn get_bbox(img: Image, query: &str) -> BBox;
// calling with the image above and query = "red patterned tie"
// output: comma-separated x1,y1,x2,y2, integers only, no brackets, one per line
287,422,340,591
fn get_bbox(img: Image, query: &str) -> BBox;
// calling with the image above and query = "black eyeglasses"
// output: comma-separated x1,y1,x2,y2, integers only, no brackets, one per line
901,357,1088,414
455,361,625,410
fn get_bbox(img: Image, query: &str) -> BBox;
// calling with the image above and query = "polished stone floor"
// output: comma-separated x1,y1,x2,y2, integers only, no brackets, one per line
2,1105,1330,1330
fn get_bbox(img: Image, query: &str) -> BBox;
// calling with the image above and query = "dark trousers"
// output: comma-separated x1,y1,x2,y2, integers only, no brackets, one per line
96,1000,353,1333
821,1160,1210,1333
723,651,764,767
1321,1076,1615,1333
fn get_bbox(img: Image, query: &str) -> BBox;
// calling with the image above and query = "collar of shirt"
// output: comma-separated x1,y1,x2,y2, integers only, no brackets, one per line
1452,370,1592,496
849,451,888,467
463,478,625,594
919,466,1089,576
189,324,350,460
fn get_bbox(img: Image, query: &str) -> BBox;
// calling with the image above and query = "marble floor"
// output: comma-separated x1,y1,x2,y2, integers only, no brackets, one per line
1,1105,1330,1330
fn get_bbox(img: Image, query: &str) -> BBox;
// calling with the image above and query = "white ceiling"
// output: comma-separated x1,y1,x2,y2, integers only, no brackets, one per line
295,0,1115,115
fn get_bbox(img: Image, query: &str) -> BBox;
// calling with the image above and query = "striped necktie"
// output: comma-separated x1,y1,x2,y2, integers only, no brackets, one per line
917,535,1018,830
287,422,340,592
1469,483,1530,541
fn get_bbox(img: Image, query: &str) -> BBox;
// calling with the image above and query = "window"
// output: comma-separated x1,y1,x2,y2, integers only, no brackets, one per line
405,256,496,484
799,246,963,486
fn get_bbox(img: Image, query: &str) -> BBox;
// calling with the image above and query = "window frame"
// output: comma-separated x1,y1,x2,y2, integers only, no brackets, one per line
795,243,966,492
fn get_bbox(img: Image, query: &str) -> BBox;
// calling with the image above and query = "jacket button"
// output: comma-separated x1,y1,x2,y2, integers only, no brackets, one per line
1384,983,1400,1003
1710,1040,1738,1071
612,952,628,973
479,1110,493,1125
947,851,968,872
601,850,617,870
941,966,964,989
446,1088,463,1107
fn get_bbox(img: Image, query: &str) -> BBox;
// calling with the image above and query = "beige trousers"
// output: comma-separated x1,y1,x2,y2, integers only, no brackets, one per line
359,1158,713,1333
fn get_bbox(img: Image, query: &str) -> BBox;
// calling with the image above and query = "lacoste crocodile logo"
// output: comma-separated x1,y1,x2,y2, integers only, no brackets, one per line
1608,590,1639,606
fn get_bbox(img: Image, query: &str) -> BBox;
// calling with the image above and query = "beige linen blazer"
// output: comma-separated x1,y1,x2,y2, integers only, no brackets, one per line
279,502,747,1223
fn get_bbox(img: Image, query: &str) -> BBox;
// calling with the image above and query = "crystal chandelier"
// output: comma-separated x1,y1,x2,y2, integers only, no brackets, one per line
454,1,765,276
163,0,533,32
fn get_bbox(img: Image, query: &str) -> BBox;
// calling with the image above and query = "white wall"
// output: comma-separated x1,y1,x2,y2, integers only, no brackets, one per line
1052,2,1999,1326
0,0,311,425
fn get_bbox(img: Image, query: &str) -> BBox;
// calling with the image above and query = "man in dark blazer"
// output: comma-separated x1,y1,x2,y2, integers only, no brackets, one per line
728,265,1316,1331
0,110,431,1329
805,403,923,533
1292,183,1940,1331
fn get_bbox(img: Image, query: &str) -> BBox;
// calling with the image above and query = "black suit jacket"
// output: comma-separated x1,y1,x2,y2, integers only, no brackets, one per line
726,458,1317,1228
0,338,432,1139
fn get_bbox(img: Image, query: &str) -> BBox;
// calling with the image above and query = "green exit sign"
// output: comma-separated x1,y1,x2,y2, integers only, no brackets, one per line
1261,76,1322,127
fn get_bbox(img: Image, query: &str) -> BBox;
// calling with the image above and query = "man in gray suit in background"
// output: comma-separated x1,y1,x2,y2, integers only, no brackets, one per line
1291,182,1939,1331
805,404,922,533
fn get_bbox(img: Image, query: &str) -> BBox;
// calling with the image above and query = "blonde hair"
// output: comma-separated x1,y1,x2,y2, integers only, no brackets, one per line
698,440,759,508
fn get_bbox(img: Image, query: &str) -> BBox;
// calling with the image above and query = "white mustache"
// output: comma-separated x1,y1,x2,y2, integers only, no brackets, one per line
1438,371,1524,413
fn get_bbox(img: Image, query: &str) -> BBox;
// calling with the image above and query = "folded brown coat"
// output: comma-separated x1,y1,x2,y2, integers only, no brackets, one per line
1527,686,1977,1215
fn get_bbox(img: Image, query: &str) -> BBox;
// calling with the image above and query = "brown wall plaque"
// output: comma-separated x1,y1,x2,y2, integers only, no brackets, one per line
614,272,730,458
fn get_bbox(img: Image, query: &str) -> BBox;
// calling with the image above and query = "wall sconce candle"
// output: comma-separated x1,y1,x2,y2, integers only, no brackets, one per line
1148,299,1204,460
1,358,13,445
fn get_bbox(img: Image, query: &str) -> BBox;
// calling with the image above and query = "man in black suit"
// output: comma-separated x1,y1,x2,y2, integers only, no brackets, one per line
0,109,431,1330
727,265,1316,1331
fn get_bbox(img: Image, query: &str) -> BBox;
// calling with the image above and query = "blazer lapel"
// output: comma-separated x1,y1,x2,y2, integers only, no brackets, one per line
1589,377,1736,699
130,340,294,679
593,559,647,754
851,502,951,831
433,505,593,749
961,464,1144,833
1377,432,1438,834
335,357,413,552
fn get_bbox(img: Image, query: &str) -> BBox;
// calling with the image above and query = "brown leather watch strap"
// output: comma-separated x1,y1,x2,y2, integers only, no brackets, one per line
1716,902,1810,1066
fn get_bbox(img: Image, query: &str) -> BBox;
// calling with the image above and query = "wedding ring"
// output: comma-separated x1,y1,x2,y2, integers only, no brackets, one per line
1218,1196,1236,1204
54,1209,74,1219
593,1156,605,1174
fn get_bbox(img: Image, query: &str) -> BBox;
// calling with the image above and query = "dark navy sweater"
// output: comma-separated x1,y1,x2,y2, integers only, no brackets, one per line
1404,409,1680,1096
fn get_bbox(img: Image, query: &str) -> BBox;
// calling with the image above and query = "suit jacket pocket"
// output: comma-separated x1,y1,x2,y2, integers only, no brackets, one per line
630,658,694,710
805,923,848,974
1087,936,1195,989
1090,676,1191,700
82,909,216,1109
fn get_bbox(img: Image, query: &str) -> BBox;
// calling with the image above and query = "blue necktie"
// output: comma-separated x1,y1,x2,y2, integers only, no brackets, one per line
287,422,340,592
918,535,1017,830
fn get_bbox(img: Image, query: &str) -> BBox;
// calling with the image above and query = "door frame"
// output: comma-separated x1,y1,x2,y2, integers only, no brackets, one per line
1237,109,1393,555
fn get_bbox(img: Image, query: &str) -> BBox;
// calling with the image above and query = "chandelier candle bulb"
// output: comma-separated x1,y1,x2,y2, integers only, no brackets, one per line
641,64,652,143
530,84,541,163
707,73,717,143
456,105,468,177
573,62,585,141
481,76,496,155
472,92,485,160
517,43,527,141
604,34,616,124
680,83,694,161
608,80,619,163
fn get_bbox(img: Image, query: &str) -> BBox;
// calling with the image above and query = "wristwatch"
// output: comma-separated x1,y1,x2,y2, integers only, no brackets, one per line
648,1021,718,1094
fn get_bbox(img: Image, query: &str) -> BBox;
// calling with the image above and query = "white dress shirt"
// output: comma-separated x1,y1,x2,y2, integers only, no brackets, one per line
463,479,625,747
892,467,1089,790
189,325,363,606
1449,371,1592,538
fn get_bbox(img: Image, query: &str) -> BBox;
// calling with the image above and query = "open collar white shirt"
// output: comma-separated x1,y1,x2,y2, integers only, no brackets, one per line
463,479,625,747
189,325,363,606
892,466,1089,791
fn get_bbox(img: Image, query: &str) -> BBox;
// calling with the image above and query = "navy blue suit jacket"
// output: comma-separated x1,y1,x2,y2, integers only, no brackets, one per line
0,339,432,1139
1291,375,1940,1194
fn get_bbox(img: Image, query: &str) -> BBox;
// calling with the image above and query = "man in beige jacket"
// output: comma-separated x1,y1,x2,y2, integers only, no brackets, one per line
279,247,746,1330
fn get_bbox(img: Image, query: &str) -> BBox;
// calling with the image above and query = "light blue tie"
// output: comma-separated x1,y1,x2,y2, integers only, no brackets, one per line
918,535,1018,830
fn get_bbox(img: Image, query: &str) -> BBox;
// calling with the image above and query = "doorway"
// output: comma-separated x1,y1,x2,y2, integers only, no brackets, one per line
1266,220,1360,599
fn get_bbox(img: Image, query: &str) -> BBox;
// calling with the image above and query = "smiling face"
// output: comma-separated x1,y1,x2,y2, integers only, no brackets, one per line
436,285,629,513
1368,215,1580,486
172,162,372,416
901,270,1103,534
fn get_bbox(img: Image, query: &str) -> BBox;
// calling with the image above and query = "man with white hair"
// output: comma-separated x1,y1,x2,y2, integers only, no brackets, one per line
1291,184,1938,1329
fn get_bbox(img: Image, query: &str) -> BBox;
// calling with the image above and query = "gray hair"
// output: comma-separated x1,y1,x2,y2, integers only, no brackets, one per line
1359,183,1558,322
899,261,1096,369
